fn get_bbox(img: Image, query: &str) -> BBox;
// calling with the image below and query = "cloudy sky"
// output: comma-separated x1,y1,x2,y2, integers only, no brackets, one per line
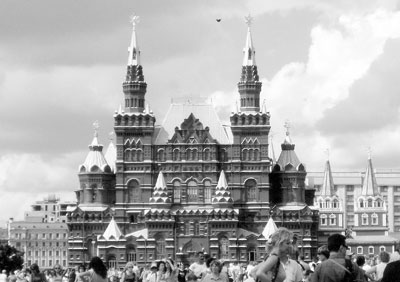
1,0,400,225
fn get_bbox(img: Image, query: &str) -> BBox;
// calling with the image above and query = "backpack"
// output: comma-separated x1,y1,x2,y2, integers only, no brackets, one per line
343,259,358,282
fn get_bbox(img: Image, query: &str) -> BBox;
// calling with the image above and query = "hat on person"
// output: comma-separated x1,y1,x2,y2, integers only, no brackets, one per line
346,249,354,257
150,261,158,269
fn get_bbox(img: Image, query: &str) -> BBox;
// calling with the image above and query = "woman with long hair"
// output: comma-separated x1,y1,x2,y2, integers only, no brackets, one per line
121,262,137,282
28,264,46,282
255,227,293,282
157,261,167,282
77,257,108,282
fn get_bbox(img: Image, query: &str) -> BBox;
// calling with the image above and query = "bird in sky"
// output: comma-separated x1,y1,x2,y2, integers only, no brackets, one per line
216,19,221,22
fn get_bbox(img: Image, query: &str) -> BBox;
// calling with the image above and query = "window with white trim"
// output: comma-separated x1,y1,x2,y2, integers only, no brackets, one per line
357,247,363,254
321,214,327,226
329,214,336,225
371,213,378,225
362,214,368,225
380,246,386,252
368,246,374,255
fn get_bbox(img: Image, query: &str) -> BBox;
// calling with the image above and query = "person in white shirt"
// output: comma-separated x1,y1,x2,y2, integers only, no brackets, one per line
189,252,207,279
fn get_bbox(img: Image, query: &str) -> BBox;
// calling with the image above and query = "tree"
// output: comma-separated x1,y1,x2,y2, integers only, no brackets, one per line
0,244,24,273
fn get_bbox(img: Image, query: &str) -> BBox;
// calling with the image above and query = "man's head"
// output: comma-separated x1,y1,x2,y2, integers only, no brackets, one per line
197,252,205,264
327,233,348,254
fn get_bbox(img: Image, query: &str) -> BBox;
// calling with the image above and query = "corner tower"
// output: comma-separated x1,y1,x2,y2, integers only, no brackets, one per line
113,16,156,221
230,15,271,146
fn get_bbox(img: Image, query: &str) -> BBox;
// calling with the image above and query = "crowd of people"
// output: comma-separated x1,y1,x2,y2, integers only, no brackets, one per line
1,229,400,282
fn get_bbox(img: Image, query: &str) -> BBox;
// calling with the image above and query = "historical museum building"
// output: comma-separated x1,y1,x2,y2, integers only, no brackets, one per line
66,17,319,268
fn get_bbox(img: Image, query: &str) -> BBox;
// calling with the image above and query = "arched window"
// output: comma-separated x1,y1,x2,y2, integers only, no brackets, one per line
332,199,339,209
173,181,181,204
319,199,323,209
329,214,336,225
357,247,363,254
157,149,166,162
242,149,248,161
173,149,180,161
128,180,140,203
371,213,378,225
380,246,386,252
320,214,327,226
368,246,374,255
359,199,364,208
204,180,212,203
191,149,198,161
187,181,198,203
245,179,257,202
204,149,210,161
155,237,166,260
362,213,368,225
125,150,131,161
137,150,143,162
325,199,330,209
219,237,229,260
254,149,260,161
367,198,373,208
248,149,254,161
376,198,383,208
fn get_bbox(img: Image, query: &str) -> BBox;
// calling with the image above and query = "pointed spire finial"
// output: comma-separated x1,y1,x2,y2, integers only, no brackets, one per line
130,14,140,29
284,120,291,136
108,131,115,142
244,14,253,27
93,120,100,137
367,146,372,160
128,13,141,66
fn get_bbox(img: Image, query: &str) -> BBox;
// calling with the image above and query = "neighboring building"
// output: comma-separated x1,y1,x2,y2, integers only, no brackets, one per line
7,195,74,269
25,194,76,223
0,227,8,245
66,16,319,268
8,221,69,268
310,155,399,255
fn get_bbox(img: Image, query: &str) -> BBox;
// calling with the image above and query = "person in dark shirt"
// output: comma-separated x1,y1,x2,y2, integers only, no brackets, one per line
381,260,400,282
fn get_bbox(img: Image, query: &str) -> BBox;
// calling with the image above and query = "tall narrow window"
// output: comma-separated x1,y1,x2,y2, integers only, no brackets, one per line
245,179,257,202
204,180,212,203
173,181,181,204
187,181,198,203
219,237,229,259
128,180,140,203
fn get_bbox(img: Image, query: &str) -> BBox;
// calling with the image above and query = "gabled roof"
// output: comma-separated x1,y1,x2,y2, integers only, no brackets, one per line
126,228,149,239
153,102,232,144
102,218,124,240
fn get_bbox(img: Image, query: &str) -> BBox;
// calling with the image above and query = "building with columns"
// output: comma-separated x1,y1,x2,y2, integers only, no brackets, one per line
66,16,318,268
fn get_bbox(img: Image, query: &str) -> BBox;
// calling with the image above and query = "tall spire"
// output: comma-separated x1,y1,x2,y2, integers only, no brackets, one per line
361,151,379,196
243,14,256,66
123,14,147,113
238,14,261,113
321,159,334,196
128,15,141,66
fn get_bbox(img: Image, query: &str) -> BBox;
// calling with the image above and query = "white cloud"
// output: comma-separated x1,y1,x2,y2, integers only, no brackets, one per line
210,8,400,170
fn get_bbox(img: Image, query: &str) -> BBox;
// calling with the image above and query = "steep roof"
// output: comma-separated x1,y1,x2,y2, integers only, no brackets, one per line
79,133,111,173
104,141,116,173
102,218,124,240
153,101,233,144
262,217,278,239
320,160,335,196
275,131,304,171
361,156,379,196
